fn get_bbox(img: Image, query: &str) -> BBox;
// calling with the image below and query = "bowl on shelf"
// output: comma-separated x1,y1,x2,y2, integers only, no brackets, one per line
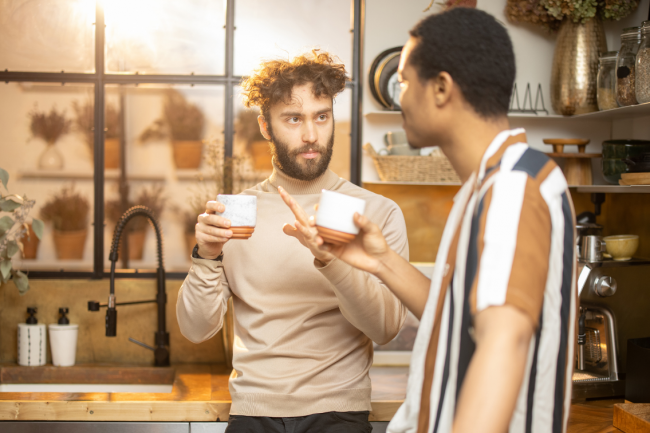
603,235,639,261
602,140,650,184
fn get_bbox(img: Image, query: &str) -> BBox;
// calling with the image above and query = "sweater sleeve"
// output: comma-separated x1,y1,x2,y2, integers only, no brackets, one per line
315,204,409,345
176,257,232,344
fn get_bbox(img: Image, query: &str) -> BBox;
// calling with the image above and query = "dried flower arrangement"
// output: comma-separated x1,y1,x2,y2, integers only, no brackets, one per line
0,168,44,294
506,0,640,29
423,0,477,12
106,184,167,232
28,106,72,144
71,99,121,154
40,185,90,232
139,90,205,142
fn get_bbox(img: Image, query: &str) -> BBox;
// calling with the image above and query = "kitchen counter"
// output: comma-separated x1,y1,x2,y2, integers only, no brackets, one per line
0,363,625,430
0,364,406,422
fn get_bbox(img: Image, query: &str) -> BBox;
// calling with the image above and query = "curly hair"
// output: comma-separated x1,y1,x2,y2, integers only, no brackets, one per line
240,50,349,117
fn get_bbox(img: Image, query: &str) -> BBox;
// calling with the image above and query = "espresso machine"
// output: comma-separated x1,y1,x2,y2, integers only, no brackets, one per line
572,223,650,400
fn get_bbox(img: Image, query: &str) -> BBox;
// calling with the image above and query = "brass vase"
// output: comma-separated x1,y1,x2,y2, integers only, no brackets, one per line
551,18,607,115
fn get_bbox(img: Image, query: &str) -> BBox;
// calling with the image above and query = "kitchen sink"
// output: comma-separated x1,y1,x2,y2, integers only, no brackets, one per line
0,383,173,393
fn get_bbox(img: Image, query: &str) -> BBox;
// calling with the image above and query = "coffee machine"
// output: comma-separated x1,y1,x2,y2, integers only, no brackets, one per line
573,251,650,400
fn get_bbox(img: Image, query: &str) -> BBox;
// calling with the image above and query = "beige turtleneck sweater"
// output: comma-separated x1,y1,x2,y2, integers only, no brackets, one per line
176,164,409,417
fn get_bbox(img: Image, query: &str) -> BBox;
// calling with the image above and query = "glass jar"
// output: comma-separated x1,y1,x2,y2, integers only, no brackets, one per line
597,51,619,110
636,21,650,104
616,27,641,106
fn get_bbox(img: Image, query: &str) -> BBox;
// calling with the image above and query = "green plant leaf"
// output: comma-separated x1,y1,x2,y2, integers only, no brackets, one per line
32,218,44,240
0,260,11,280
0,167,8,190
0,198,21,212
0,215,14,235
13,270,29,294
6,240,19,258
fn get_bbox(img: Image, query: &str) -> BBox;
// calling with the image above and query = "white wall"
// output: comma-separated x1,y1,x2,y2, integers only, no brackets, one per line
361,0,650,182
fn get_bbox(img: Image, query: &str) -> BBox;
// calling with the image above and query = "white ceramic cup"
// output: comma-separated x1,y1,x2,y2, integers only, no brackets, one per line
48,324,79,367
316,190,366,235
217,195,257,227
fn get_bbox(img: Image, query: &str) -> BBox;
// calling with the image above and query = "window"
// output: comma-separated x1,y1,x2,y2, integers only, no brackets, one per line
1,0,362,278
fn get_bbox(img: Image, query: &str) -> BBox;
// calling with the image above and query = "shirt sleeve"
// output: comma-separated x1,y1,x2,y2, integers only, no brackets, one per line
176,257,232,343
315,204,409,345
470,172,551,329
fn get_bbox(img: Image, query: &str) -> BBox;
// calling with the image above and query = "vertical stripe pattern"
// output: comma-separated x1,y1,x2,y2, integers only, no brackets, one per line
387,130,576,433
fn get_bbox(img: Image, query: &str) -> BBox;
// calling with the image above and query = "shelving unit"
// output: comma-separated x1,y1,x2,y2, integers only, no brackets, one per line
365,102,650,121
17,169,166,181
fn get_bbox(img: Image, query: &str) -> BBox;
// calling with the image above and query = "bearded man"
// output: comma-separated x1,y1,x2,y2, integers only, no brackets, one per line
177,51,409,433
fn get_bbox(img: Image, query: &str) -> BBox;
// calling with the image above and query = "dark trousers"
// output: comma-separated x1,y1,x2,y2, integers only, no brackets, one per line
225,411,372,433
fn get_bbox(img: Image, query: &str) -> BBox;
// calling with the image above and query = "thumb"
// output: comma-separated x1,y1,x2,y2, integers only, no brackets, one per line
353,213,376,234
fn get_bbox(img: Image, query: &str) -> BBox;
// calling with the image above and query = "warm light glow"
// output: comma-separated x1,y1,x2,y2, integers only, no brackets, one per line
102,0,160,43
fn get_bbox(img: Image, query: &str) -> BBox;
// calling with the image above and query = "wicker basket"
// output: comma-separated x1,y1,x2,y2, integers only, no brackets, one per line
364,143,460,183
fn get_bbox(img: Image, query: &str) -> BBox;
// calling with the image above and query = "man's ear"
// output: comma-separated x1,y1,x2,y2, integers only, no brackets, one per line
430,71,454,108
257,115,271,140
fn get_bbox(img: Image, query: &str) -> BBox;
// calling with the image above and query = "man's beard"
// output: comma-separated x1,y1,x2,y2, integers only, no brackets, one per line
268,122,335,181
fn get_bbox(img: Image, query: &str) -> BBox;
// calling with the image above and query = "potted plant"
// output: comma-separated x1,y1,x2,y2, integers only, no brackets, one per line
0,167,44,293
140,90,205,169
505,0,640,115
40,185,90,260
106,184,167,261
29,106,72,170
72,100,122,169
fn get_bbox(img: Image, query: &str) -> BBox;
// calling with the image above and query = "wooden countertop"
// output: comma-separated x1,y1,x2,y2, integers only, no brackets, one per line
0,364,406,422
0,363,626,429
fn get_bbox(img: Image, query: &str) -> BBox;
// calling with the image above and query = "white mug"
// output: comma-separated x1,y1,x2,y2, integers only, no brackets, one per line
316,190,366,235
217,194,257,227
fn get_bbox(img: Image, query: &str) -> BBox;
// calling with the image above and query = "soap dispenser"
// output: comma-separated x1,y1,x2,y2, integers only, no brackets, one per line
17,307,47,366
48,308,79,367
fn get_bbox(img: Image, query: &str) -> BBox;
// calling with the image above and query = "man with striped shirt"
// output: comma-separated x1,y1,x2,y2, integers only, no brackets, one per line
313,8,577,433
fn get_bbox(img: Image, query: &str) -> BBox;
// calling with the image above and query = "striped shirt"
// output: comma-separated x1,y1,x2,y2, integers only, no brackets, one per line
388,129,577,433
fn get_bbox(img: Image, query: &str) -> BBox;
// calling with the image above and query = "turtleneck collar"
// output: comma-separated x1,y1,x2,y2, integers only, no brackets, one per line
267,159,340,195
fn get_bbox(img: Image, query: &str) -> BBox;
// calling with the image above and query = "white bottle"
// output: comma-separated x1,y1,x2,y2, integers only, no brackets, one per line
49,308,78,367
17,307,47,366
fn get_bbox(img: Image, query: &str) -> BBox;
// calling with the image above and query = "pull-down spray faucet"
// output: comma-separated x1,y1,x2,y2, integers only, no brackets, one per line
88,205,170,366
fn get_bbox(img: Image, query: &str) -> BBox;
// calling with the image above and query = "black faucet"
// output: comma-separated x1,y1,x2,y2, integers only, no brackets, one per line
88,205,170,367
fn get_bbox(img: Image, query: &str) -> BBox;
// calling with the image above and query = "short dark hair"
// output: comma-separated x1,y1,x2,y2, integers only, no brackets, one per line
408,8,515,118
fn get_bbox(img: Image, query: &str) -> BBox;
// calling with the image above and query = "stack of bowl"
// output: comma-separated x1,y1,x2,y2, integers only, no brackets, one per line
602,140,650,184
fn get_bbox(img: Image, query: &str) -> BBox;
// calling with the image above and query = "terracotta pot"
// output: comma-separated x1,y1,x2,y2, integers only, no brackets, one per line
120,229,147,261
172,140,203,169
53,229,87,260
184,233,197,259
551,18,607,115
20,224,40,259
249,140,273,171
104,138,121,169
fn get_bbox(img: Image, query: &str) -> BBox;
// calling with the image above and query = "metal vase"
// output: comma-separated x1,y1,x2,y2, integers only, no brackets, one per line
551,18,607,115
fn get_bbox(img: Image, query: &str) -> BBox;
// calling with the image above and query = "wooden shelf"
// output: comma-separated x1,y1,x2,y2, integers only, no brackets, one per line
572,185,650,193
571,101,650,120
363,180,461,186
365,111,565,119
17,169,165,181
365,103,650,121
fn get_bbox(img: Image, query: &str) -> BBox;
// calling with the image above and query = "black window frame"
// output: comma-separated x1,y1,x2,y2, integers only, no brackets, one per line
1,0,365,280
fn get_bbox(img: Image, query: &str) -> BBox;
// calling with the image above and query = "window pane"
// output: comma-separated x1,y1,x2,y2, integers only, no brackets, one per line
0,82,95,272
0,0,95,73
234,0,353,77
103,84,224,273
105,0,226,75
